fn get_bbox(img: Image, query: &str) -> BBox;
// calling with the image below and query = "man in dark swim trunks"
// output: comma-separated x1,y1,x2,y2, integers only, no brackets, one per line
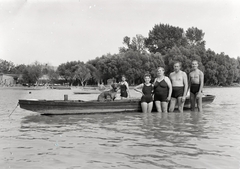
169,62,188,113
189,60,204,112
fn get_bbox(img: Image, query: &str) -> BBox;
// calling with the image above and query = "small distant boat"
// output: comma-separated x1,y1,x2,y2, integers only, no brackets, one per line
18,95,215,115
73,90,101,94
51,86,71,90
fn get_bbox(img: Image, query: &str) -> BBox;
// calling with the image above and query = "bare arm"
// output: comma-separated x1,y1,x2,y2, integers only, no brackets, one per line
134,83,144,95
125,82,131,98
165,77,172,101
183,72,188,97
188,73,192,92
169,73,173,83
152,78,157,86
199,71,204,93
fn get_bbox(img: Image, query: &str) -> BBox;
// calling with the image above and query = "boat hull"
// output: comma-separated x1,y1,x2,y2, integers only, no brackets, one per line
19,99,141,115
19,95,215,115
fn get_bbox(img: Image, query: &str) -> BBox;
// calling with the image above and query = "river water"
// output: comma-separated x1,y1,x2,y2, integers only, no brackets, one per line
0,87,240,169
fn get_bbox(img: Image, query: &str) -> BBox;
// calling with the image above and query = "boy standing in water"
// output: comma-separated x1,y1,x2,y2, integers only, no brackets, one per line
189,60,204,112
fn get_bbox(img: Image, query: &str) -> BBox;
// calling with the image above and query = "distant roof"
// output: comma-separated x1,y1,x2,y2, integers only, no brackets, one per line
0,73,21,78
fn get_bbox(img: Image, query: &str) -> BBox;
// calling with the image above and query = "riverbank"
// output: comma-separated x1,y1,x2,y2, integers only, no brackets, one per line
1,83,240,91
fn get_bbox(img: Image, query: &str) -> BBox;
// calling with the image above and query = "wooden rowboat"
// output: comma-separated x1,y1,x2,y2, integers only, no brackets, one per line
18,95,215,115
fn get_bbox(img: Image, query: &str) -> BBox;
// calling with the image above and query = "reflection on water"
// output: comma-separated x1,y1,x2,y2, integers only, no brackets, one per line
1,87,240,169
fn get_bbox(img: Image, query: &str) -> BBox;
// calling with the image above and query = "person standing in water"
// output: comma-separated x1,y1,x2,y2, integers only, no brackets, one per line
134,73,154,113
153,67,172,113
169,62,188,113
119,75,130,99
189,60,204,112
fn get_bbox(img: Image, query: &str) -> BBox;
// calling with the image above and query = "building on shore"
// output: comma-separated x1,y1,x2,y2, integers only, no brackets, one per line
0,73,19,86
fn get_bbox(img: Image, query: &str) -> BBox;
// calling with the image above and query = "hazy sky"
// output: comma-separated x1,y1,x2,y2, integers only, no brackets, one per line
0,0,239,66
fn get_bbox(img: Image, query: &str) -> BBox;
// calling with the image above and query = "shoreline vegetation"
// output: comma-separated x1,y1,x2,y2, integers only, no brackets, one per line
1,23,240,87
1,83,240,90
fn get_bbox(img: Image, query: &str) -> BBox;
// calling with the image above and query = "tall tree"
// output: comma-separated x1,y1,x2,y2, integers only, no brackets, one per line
185,27,205,46
57,61,83,85
74,64,91,86
21,62,42,85
86,63,102,85
145,23,187,54
0,59,16,73
119,34,146,53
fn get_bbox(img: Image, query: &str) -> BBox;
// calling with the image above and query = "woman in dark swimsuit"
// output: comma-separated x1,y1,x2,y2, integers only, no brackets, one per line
153,67,172,113
119,75,130,99
134,73,153,113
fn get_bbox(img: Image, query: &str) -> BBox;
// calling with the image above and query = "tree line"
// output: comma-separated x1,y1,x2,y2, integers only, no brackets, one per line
1,23,240,86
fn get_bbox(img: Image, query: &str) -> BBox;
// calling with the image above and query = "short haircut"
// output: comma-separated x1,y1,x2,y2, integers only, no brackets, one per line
192,60,198,64
157,66,165,71
144,73,151,78
173,61,182,67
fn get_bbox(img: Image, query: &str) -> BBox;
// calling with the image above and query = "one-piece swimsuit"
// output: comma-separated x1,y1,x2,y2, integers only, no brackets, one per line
154,79,169,102
120,83,128,98
141,84,153,103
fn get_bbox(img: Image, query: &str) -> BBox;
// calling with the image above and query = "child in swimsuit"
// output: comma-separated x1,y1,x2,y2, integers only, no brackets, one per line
119,75,130,99
134,73,153,113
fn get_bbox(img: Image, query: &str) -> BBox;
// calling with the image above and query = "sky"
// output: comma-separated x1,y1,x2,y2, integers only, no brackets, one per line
0,0,240,66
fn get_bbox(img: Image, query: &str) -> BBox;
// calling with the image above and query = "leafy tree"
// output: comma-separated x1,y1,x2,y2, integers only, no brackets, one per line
21,62,42,85
47,69,59,84
86,63,102,85
74,64,91,86
163,46,188,75
119,34,146,54
93,54,121,82
215,53,235,85
216,65,228,85
145,23,187,54
204,61,218,85
15,64,27,74
0,59,16,73
235,57,240,83
57,61,83,85
185,27,205,46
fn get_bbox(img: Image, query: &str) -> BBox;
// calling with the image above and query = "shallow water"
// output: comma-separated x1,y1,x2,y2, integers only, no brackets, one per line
0,87,240,169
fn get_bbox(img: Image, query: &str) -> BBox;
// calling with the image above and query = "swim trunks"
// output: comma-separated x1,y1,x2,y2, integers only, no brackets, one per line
190,84,200,95
120,84,128,98
141,84,153,103
153,79,169,102
171,86,184,98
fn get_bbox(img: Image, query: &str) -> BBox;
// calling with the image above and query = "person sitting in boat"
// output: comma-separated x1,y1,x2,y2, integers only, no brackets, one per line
189,60,204,112
134,73,154,113
119,75,130,99
97,82,119,102
98,82,106,91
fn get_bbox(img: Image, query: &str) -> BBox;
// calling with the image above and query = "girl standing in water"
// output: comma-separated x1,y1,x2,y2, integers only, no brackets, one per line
119,75,130,99
134,73,153,113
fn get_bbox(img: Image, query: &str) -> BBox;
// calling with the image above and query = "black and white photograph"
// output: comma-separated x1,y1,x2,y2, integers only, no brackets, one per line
0,0,239,168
